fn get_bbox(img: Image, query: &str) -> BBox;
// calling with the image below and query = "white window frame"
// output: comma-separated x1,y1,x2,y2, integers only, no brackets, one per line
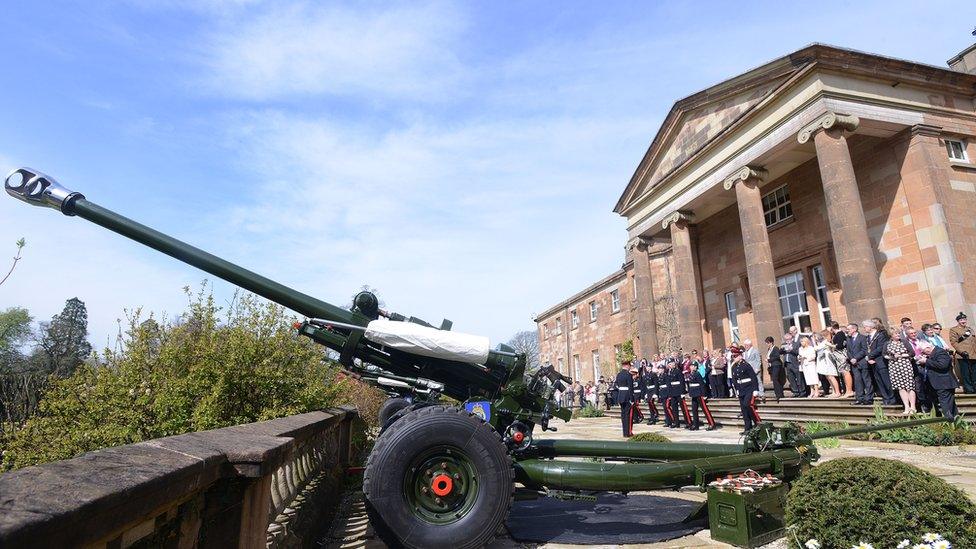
589,301,598,322
811,264,831,329
573,354,582,380
591,350,600,381
777,271,811,334
946,138,969,162
570,310,579,329
724,291,740,342
555,318,562,335
632,276,637,299
614,343,622,362
557,357,564,375
543,323,550,339
761,185,793,227
610,289,621,313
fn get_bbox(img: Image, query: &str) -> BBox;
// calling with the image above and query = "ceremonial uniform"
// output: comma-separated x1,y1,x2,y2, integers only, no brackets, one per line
614,368,635,437
631,374,645,424
730,357,762,432
686,370,716,430
643,370,659,424
663,367,685,428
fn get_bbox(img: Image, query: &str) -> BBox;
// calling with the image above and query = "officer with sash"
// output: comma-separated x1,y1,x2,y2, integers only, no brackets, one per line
729,344,762,433
686,367,717,431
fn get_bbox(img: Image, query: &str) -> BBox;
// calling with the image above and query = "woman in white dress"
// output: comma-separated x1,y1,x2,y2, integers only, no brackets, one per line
814,330,842,397
798,335,820,398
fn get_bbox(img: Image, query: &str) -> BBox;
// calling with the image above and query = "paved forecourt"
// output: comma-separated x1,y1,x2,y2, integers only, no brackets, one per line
324,415,976,549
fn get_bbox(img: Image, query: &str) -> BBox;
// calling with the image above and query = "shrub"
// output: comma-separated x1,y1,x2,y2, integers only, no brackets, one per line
628,432,671,443
1,288,382,470
785,457,976,548
802,421,846,448
845,408,976,446
573,405,605,418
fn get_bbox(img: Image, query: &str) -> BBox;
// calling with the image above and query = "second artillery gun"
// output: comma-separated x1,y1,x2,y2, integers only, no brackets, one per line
6,168,953,549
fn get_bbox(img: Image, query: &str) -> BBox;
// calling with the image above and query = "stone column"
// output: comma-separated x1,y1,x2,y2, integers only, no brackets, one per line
798,112,886,324
631,238,660,355
663,211,705,352
898,124,969,326
724,166,783,346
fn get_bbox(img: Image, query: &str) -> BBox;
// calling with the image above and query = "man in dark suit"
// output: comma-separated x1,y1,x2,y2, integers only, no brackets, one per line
764,336,785,401
780,333,805,397
846,322,874,404
918,342,959,420
865,319,897,405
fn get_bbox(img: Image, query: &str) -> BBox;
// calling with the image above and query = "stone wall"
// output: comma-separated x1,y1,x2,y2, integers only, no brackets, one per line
0,407,358,548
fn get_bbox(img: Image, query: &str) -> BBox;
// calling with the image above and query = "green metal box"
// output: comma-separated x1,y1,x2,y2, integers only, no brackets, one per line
707,484,787,548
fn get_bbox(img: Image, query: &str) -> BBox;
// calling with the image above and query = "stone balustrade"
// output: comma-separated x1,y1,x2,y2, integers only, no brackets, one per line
0,406,358,548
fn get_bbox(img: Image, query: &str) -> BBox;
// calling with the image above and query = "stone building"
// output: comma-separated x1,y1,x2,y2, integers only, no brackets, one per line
536,42,976,382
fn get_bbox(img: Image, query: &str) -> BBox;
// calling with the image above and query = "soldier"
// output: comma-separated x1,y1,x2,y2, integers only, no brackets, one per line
643,365,659,425
729,344,762,434
630,366,645,424
663,360,685,429
687,367,717,431
615,360,635,437
677,371,693,429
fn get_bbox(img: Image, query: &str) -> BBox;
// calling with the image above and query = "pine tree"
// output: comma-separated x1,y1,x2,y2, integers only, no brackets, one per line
37,298,92,377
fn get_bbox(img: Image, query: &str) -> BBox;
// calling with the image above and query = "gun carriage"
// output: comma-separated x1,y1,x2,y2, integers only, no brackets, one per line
6,168,952,549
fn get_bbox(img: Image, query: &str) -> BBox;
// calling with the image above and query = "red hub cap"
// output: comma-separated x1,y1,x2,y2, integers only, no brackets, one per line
431,474,453,497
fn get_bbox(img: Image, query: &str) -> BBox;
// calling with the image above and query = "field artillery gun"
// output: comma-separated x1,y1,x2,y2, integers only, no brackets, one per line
6,168,953,549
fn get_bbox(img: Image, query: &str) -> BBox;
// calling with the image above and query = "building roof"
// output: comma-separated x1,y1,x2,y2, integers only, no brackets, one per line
613,43,976,215
533,261,632,321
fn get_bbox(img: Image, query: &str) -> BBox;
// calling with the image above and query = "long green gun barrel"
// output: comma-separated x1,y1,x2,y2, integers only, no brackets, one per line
4,168,522,403
4,168,361,325
807,415,948,439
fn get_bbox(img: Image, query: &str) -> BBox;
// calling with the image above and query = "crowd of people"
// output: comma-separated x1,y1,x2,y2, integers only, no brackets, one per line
549,312,972,438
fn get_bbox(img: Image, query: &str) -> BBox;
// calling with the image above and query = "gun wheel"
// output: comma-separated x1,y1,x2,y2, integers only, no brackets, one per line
364,405,514,549
378,397,412,430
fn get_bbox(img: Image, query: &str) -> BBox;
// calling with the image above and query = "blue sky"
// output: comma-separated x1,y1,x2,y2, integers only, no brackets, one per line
1,1,974,349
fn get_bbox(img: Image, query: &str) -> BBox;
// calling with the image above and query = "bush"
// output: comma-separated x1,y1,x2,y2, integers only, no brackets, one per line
628,432,671,443
785,457,976,548
842,408,976,446
802,421,847,448
572,405,605,418
1,288,383,470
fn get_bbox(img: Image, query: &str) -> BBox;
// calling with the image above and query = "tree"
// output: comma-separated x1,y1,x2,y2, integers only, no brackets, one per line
506,330,540,371
616,340,635,365
0,307,32,362
2,288,383,470
0,238,25,287
36,298,93,377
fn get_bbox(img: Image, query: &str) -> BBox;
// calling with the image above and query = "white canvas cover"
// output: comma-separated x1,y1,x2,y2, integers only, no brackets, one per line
365,319,490,365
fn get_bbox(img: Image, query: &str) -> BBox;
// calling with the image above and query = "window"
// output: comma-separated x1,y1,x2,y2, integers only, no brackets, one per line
946,139,968,162
589,301,598,322
724,291,740,342
555,318,563,335
811,265,831,328
610,289,621,313
570,310,579,329
573,354,581,381
557,357,564,374
777,271,811,335
614,344,622,362
632,276,637,299
591,350,600,381
543,323,550,338
761,185,793,227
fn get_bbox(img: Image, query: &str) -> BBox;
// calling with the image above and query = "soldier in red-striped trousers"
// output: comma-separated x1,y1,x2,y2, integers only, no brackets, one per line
729,344,762,434
686,369,718,430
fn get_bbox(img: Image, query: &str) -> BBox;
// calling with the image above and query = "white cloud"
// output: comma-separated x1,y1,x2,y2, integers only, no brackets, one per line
199,1,466,101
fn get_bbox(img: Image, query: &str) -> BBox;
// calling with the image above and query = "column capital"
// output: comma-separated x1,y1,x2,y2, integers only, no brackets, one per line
797,111,859,144
722,165,767,191
661,210,694,230
910,123,943,138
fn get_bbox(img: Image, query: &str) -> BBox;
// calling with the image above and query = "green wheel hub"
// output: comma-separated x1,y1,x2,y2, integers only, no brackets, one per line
405,446,478,524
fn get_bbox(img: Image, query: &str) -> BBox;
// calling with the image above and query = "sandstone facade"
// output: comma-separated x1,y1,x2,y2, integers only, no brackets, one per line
536,43,976,380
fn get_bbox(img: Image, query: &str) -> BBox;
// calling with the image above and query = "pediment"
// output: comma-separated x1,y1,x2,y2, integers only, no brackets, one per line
617,72,794,212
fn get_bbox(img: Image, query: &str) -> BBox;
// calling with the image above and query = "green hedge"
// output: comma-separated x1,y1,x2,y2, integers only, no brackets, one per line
628,432,671,443
785,457,976,548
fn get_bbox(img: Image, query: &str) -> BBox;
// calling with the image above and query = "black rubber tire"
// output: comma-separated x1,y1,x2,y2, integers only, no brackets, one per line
363,405,514,549
378,397,412,430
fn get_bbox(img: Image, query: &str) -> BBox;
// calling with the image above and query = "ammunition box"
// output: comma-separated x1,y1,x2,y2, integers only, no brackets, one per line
707,484,787,548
